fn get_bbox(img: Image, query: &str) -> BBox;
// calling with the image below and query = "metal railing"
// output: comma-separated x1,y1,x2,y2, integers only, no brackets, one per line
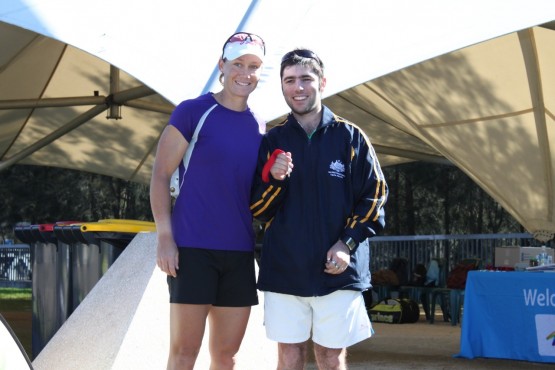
0,244,31,287
370,233,552,276
1,233,552,287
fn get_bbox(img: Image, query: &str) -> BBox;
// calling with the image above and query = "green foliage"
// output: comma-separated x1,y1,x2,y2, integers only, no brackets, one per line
0,162,523,241
0,165,152,242
381,162,521,236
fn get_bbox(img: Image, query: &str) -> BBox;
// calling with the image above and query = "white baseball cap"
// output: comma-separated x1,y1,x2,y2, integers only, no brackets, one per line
222,32,265,62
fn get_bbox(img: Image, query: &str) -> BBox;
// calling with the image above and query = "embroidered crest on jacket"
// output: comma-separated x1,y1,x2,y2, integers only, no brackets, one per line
328,160,345,178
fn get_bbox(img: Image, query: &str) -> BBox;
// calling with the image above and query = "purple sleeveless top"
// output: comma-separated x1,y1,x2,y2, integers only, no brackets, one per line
169,93,264,251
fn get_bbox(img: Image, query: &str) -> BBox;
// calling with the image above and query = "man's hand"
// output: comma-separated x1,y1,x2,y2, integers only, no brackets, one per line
324,240,351,274
269,151,294,181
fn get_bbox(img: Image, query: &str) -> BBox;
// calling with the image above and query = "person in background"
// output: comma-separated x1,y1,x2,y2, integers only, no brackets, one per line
410,263,427,286
250,48,388,370
150,32,266,370
424,259,440,287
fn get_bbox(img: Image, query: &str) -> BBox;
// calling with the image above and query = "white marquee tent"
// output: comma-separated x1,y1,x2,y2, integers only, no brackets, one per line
1,0,555,240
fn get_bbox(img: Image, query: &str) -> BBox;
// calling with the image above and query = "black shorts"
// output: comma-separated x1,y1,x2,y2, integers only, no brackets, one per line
167,247,259,307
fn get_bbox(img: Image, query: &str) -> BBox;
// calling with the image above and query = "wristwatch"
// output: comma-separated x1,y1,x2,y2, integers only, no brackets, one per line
341,235,357,253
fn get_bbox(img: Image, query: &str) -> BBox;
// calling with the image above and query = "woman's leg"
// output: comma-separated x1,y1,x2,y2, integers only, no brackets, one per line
208,306,251,370
167,303,210,370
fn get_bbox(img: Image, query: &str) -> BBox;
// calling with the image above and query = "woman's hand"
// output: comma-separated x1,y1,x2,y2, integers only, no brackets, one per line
156,233,179,277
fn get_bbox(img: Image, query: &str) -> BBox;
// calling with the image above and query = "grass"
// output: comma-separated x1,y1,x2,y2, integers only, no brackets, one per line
0,287,33,359
0,287,32,310
0,287,32,298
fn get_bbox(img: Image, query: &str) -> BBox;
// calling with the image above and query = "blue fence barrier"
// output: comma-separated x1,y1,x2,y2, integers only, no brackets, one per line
1,233,552,289
0,244,31,288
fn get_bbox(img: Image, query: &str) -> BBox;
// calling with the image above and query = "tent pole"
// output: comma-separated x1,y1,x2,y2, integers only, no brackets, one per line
0,85,158,172
108,66,121,119
0,96,106,109
0,95,174,114
0,85,158,110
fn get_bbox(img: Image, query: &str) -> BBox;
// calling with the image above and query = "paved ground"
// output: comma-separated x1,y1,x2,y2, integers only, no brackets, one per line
4,306,555,369
4,239,552,370
304,317,554,370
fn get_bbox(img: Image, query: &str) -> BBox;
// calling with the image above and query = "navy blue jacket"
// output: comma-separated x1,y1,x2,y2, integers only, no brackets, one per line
250,107,388,297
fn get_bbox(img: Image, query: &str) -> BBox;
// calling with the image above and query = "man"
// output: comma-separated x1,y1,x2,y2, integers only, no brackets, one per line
250,49,388,370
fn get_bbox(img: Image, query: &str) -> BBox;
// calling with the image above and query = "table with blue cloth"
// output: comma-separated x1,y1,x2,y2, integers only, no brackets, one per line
457,270,555,363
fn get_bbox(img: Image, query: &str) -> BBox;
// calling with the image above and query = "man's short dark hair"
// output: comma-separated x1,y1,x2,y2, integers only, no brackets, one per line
280,48,325,80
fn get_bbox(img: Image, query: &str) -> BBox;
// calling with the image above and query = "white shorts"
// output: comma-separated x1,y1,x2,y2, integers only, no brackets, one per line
263,290,373,349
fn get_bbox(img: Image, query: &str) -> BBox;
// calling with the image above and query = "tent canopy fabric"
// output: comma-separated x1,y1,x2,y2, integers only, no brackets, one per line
0,21,173,183
1,0,554,240
322,23,555,241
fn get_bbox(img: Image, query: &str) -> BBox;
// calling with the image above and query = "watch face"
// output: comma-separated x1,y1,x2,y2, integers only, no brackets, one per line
343,236,356,250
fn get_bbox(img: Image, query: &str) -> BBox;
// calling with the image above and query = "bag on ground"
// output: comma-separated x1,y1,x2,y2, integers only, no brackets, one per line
368,298,420,324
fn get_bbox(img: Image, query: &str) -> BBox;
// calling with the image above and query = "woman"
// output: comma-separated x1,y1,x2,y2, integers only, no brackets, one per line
150,32,266,370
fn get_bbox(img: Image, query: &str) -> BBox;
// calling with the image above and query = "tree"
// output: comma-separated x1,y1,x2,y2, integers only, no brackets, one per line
0,161,522,242
381,162,520,236
0,165,152,242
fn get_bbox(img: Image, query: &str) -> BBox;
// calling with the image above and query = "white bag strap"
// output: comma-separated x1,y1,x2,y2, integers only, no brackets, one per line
170,103,218,198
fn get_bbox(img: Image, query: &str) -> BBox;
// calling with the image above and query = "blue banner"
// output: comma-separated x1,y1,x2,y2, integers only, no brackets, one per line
457,271,555,363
